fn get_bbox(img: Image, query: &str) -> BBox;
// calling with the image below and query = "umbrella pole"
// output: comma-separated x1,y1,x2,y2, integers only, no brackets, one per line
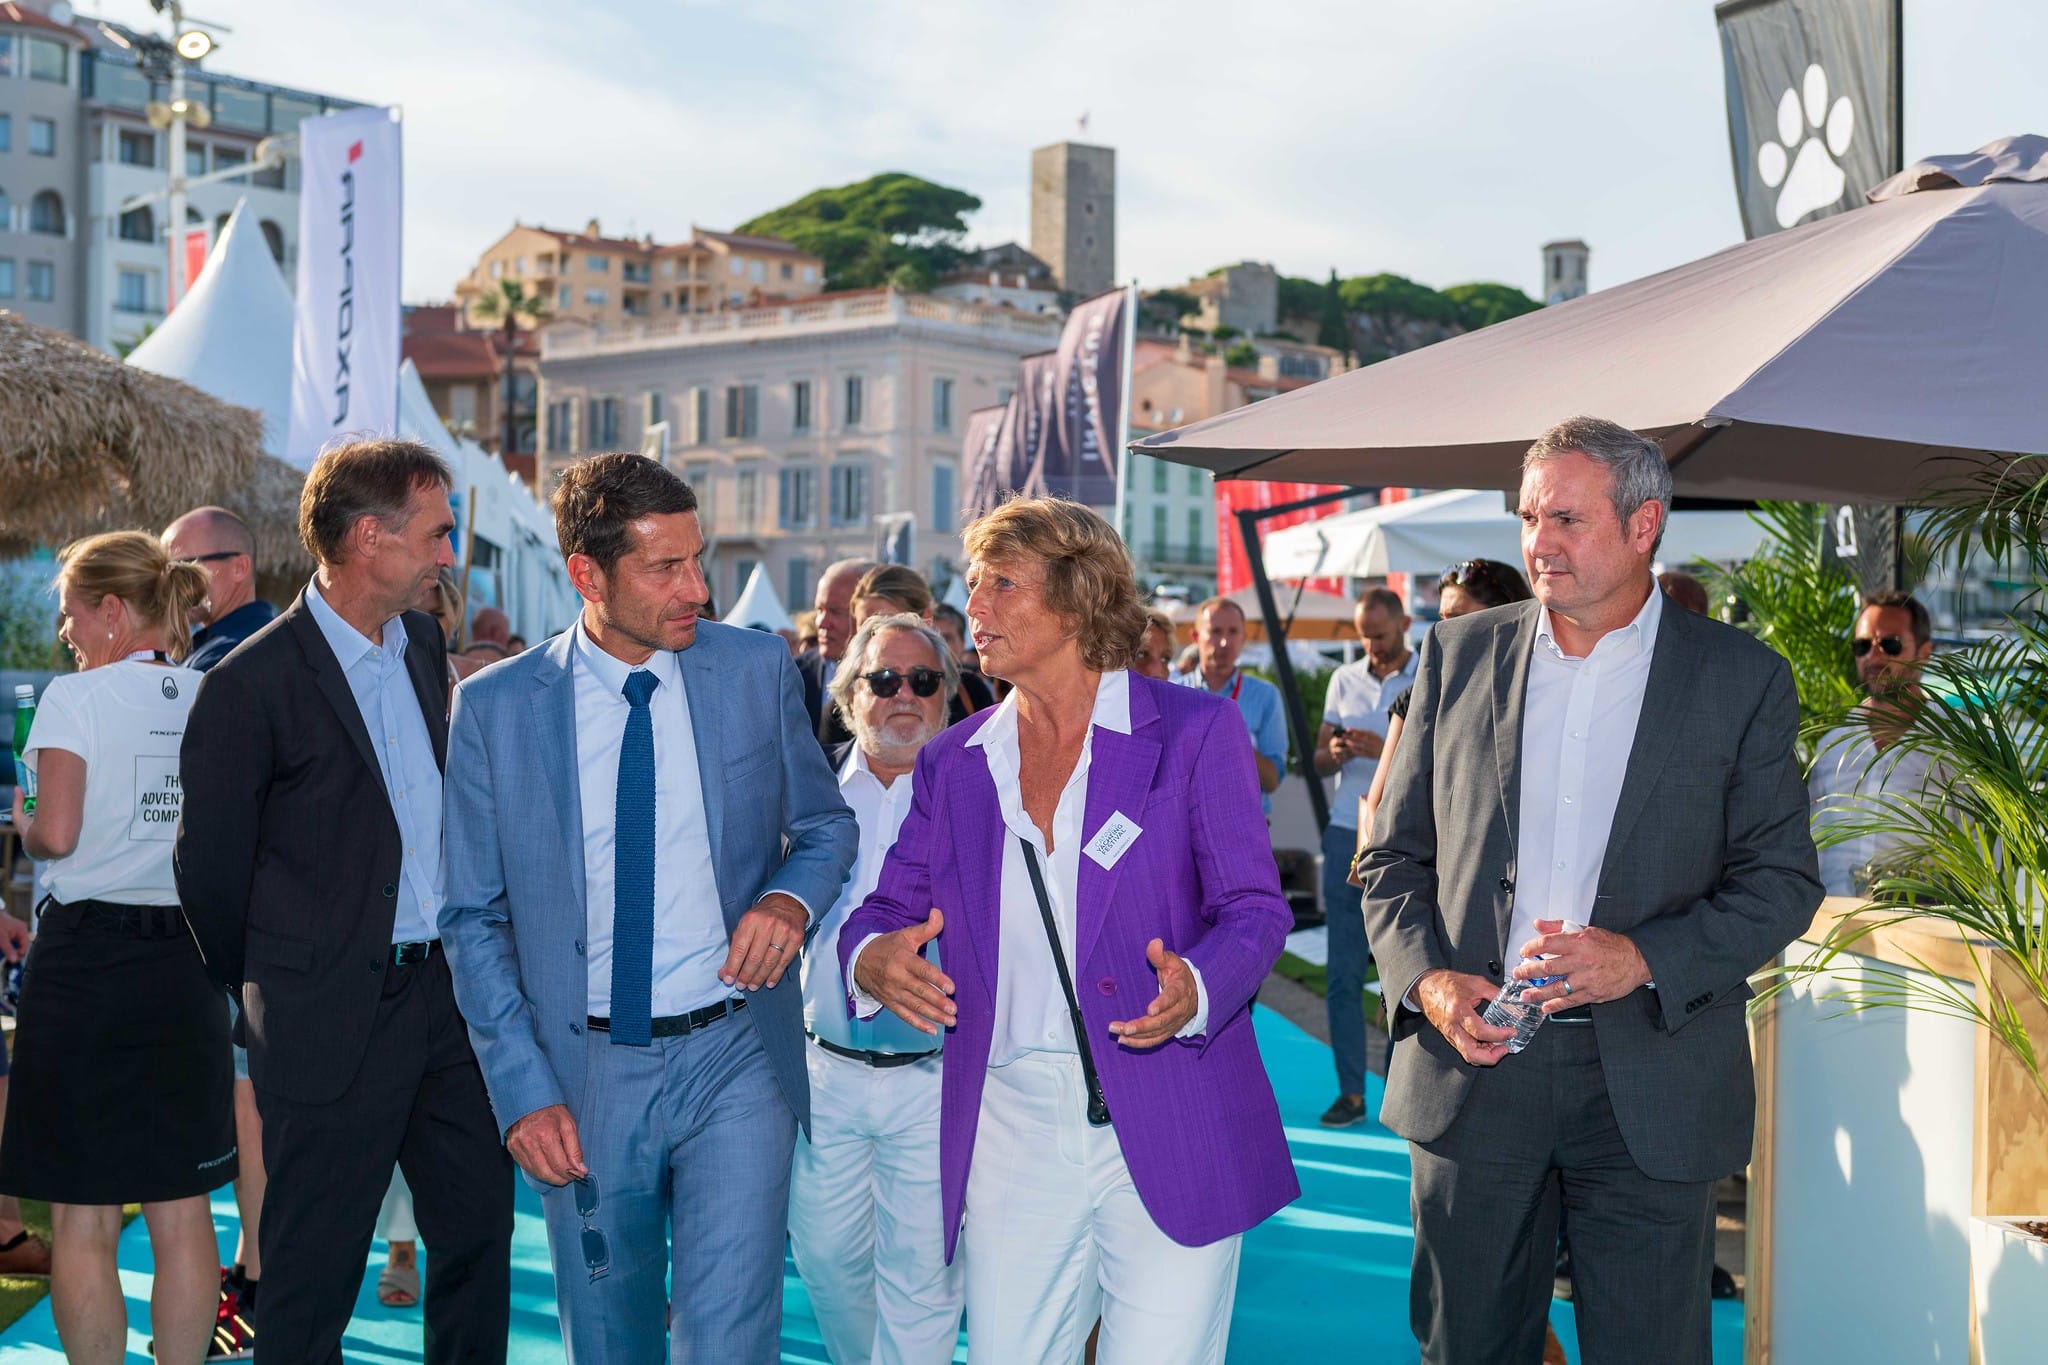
1228,484,1368,830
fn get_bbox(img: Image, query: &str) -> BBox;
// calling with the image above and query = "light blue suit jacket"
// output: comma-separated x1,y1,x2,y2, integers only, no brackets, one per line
439,620,858,1140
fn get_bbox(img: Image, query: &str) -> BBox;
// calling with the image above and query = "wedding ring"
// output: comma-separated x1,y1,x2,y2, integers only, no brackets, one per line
1562,979,1574,996
768,944,784,953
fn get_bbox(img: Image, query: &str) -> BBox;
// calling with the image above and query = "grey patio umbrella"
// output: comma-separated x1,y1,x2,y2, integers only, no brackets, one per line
1132,136,2048,505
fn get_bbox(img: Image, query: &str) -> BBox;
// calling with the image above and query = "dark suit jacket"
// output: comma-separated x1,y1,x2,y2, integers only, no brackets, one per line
1359,595,1822,1182
175,594,451,1106
796,647,853,750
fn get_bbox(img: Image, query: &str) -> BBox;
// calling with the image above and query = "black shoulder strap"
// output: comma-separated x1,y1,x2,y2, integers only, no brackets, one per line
1019,838,1112,1126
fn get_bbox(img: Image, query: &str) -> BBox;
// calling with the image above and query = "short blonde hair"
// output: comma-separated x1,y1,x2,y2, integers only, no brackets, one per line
59,530,210,660
962,497,1146,673
852,564,934,619
1142,606,1175,639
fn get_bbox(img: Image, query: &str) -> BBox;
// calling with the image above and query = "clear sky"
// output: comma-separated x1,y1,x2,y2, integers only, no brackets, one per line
99,0,2046,306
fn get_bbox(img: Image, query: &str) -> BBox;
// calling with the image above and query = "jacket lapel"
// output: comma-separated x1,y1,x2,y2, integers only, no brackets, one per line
1596,598,1703,892
1076,682,1162,970
400,611,449,768
1492,602,1540,953
287,597,383,785
674,633,729,917
529,631,587,916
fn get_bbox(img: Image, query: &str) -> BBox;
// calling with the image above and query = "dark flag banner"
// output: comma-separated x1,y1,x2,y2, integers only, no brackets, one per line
1048,287,1129,507
1013,350,1064,499
960,403,1009,519
1717,0,1898,238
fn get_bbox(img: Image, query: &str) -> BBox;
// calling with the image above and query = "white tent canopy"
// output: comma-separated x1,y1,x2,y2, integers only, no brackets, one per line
1260,488,1765,580
127,200,295,457
727,564,795,634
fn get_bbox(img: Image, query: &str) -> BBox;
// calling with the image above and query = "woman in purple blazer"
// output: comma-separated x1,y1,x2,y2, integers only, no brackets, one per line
844,498,1299,1365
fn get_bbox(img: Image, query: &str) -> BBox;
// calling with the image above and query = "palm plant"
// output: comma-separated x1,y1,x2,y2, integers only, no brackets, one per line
1760,455,2048,1110
1700,502,1862,763
467,280,551,459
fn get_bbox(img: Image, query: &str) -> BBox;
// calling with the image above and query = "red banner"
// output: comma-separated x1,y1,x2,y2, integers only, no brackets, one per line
1215,481,1351,596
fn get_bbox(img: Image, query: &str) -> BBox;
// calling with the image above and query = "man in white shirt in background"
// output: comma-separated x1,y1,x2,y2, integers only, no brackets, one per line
790,613,964,1365
1809,591,1943,896
1310,585,1414,1128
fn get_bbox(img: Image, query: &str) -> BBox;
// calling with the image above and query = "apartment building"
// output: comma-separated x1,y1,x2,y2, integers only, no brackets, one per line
0,1,359,353
537,289,1061,611
455,222,824,331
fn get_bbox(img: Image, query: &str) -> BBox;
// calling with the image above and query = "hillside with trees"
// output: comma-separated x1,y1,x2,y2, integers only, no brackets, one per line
736,173,982,293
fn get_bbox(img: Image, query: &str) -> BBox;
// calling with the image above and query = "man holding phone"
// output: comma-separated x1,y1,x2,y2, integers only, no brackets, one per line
1311,585,1413,1127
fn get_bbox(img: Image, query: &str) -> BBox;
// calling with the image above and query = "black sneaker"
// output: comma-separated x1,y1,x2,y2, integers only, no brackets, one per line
1318,1094,1366,1128
209,1269,255,1360
1711,1263,1740,1300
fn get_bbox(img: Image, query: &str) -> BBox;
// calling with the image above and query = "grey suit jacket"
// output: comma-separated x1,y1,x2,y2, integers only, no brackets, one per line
1359,595,1821,1182
438,621,858,1142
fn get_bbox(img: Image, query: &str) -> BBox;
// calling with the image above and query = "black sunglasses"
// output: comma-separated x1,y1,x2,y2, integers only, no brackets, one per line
859,667,943,698
1853,636,1908,658
179,551,244,566
1441,560,1502,588
574,1176,609,1282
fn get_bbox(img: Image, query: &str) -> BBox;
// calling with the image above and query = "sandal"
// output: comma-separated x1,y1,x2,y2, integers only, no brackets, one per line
0,1229,51,1277
376,1253,420,1309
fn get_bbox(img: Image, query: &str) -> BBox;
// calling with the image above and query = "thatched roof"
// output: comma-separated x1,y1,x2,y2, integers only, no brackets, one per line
0,309,274,559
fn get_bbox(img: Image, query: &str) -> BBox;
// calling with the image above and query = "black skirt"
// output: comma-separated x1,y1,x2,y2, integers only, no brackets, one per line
0,902,237,1204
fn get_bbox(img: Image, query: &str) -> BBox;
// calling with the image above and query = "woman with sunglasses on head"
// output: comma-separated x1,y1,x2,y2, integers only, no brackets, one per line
852,563,997,723
842,497,1298,1365
2,532,234,1364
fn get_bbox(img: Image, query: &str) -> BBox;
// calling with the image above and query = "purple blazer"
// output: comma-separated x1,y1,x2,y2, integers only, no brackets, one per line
840,671,1301,1259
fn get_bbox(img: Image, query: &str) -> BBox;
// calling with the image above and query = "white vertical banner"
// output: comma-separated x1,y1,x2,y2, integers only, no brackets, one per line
287,106,403,472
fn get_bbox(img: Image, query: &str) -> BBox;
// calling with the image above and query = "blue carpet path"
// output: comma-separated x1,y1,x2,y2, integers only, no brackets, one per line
0,1009,1742,1361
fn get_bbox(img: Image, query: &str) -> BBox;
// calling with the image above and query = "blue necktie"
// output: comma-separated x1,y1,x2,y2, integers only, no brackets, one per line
611,669,660,1046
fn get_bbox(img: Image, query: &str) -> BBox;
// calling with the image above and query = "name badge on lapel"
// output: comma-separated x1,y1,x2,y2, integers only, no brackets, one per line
1084,811,1143,870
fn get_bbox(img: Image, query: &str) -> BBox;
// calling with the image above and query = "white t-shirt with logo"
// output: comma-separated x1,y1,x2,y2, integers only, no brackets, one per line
24,661,199,907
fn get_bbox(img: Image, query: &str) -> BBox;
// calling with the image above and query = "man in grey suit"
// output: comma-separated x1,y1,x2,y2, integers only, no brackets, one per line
440,453,858,1362
1361,416,1822,1365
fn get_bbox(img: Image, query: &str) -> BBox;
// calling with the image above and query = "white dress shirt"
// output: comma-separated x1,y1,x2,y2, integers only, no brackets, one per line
304,580,442,943
1509,583,1664,960
1808,716,1944,897
571,620,734,1017
803,746,938,1054
850,669,1208,1053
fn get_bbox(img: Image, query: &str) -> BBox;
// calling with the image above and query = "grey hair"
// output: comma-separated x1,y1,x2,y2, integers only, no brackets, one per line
1524,415,1672,555
827,612,959,717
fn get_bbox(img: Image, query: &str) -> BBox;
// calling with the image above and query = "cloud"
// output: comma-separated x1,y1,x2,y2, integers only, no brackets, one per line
121,0,2048,306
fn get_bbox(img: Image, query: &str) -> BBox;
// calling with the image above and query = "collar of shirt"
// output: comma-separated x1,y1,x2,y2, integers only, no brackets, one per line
1375,649,1419,687
1534,576,1665,667
572,616,682,699
967,666,1132,759
194,598,276,648
305,578,406,672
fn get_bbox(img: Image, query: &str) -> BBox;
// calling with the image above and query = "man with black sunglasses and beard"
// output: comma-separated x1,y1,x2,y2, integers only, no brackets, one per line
1809,590,1946,895
790,613,965,1364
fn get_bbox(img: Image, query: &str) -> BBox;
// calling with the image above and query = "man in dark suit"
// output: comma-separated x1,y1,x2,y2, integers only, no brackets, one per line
794,557,875,750
177,438,513,1365
1361,416,1821,1365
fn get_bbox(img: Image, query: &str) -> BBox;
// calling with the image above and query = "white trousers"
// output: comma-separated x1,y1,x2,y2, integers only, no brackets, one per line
378,1167,416,1243
962,1052,1241,1365
789,1043,962,1365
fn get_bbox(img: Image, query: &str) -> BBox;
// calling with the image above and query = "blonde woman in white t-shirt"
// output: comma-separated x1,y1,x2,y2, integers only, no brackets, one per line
1,532,236,1365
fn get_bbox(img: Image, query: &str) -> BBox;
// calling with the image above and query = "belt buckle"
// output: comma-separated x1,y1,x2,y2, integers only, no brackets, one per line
392,941,432,966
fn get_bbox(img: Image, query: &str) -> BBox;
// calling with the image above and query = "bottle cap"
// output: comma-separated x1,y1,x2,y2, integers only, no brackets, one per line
13,685,33,700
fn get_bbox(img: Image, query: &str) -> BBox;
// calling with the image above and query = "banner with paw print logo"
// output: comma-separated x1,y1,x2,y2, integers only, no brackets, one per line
1716,0,1898,238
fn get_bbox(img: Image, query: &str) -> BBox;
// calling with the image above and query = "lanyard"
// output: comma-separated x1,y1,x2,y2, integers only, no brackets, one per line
123,649,170,664
1226,669,1243,701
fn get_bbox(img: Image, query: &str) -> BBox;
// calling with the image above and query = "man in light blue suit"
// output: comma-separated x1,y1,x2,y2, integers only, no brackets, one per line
440,453,857,1362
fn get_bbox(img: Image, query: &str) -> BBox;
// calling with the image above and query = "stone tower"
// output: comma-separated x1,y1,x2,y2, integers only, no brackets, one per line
1031,142,1116,297
1541,239,1590,305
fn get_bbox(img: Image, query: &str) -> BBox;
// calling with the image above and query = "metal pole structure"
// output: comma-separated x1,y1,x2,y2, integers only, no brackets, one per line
1234,483,1368,832
165,1,187,309
1112,279,1137,546
1889,0,1910,592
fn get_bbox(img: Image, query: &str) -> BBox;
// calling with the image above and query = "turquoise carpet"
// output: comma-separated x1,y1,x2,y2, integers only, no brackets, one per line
0,1010,1742,1361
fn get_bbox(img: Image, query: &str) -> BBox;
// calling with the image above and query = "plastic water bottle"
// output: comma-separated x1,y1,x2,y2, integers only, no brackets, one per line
1481,919,1585,1054
10,684,34,817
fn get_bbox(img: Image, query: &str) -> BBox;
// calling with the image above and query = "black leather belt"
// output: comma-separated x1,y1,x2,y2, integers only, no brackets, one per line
390,940,439,966
1549,1004,1594,1025
40,898,188,940
589,996,746,1038
808,1032,938,1068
